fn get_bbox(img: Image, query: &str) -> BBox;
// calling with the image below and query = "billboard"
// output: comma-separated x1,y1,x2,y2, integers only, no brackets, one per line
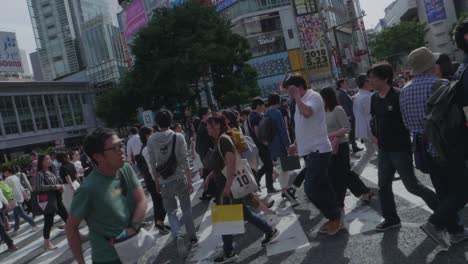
295,14,330,78
212,0,238,12
120,0,148,41
424,0,447,24
0,32,23,73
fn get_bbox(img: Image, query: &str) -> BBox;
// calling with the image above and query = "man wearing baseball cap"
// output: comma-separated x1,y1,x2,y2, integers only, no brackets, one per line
400,47,468,250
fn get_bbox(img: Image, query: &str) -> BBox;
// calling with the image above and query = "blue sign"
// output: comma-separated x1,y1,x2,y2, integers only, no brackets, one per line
424,0,447,24
213,0,238,12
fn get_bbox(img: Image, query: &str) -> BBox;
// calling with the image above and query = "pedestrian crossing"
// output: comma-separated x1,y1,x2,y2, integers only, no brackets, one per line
0,153,449,264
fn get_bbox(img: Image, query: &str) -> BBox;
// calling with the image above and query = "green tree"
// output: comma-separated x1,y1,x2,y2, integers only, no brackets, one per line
369,22,428,67
128,1,257,108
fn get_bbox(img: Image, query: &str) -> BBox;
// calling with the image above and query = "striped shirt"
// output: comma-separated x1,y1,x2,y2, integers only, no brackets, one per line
35,170,62,193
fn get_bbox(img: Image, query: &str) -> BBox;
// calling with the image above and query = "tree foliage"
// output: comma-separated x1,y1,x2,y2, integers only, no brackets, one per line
96,1,259,126
369,22,428,67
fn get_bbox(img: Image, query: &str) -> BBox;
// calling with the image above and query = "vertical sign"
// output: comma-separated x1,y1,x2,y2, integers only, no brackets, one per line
296,14,330,78
424,0,447,24
0,32,23,73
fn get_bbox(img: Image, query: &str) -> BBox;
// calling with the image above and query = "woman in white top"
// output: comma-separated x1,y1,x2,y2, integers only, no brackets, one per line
70,150,84,181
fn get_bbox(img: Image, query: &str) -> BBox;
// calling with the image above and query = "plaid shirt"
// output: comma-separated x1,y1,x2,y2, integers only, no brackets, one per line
400,74,449,134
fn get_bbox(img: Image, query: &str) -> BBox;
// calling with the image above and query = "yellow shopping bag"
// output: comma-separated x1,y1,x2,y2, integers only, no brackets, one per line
211,201,245,235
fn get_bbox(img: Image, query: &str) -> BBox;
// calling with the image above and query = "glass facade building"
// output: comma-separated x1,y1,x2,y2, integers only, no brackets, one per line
0,81,97,159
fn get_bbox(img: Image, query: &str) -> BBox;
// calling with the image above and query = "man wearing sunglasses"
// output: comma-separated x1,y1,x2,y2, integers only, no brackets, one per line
66,128,147,264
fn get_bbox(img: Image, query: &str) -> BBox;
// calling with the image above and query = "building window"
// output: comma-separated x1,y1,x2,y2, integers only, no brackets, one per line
70,94,85,125
14,96,34,133
57,94,73,126
30,95,48,130
0,97,19,135
44,95,60,128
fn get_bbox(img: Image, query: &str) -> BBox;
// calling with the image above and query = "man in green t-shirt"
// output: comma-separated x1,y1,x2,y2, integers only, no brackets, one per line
66,128,147,264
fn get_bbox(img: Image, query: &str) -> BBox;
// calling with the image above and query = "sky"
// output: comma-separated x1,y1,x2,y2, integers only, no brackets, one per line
0,0,396,73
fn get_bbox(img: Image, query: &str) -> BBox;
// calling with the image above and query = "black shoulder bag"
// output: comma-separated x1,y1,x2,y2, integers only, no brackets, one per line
155,134,178,179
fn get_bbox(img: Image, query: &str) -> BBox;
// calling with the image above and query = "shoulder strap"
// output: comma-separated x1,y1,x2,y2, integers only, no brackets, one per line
139,144,145,156
170,134,177,157
432,79,443,92
217,134,239,162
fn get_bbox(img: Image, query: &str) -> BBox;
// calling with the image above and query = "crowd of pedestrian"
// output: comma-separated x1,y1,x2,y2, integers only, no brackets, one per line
0,19,467,264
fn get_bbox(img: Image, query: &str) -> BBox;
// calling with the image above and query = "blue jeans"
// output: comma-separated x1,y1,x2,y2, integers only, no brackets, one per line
160,179,196,239
378,152,439,222
303,151,341,220
13,203,36,231
216,196,273,254
428,156,468,234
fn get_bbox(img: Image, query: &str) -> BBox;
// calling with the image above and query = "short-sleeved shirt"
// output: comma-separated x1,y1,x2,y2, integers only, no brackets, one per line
59,162,78,183
70,163,141,263
371,88,412,152
5,175,24,203
294,89,332,156
211,135,236,190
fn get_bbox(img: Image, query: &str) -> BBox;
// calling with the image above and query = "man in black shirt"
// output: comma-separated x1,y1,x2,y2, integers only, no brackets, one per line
369,64,438,232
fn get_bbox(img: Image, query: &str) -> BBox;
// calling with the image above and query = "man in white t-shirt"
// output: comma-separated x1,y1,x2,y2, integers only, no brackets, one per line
283,75,343,235
2,167,38,235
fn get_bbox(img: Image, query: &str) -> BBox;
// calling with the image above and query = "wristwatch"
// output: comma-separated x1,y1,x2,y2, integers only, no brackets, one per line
130,222,142,232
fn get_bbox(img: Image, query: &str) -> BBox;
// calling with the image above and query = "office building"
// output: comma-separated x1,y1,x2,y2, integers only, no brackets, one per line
0,81,98,162
29,51,44,81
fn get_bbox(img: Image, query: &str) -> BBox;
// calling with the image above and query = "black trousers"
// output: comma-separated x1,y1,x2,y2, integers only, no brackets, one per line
330,143,370,207
143,174,166,222
349,118,359,150
43,196,68,240
256,144,274,190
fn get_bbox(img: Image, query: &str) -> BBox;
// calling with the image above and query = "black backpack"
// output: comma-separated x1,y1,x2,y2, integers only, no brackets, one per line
134,145,149,175
424,75,468,163
257,112,276,146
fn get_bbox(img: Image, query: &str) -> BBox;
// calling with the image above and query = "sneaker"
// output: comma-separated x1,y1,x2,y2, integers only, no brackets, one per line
319,218,345,235
420,222,450,251
282,189,299,207
142,221,152,228
266,200,275,209
176,236,188,257
190,237,199,247
359,191,375,205
261,228,280,246
375,220,401,232
450,228,468,244
155,223,170,235
214,252,238,263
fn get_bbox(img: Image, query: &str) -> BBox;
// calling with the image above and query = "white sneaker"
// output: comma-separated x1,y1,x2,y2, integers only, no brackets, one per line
450,228,468,244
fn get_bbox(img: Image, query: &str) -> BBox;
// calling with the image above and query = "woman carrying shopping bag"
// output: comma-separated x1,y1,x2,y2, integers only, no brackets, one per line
320,87,374,216
56,152,80,212
205,114,279,263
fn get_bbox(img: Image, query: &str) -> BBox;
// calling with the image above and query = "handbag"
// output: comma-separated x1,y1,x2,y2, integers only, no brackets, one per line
155,134,178,179
211,196,244,235
114,228,155,264
33,192,58,215
218,135,258,199
279,155,301,172
111,173,156,264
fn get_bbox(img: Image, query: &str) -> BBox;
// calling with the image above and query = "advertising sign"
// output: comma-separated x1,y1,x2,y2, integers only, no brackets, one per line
296,14,330,78
123,0,148,40
212,0,238,12
424,0,447,24
0,32,23,73
142,110,155,127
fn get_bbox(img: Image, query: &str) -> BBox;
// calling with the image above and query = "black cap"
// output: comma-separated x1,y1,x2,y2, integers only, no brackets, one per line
356,74,369,88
